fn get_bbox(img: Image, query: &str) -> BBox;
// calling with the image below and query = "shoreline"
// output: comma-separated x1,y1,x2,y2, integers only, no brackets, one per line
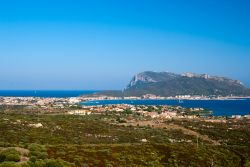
1,96,250,117
81,96,250,102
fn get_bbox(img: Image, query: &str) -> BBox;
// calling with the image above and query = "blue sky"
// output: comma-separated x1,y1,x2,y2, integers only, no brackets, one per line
0,0,250,90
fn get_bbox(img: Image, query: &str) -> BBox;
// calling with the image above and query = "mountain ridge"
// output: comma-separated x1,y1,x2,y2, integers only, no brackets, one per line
92,71,250,97
126,71,244,89
123,71,250,97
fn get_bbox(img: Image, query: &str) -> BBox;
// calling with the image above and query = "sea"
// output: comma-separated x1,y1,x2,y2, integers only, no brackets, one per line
0,90,99,98
82,99,250,116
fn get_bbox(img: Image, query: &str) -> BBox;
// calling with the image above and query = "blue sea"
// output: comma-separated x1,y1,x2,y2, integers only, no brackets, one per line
0,90,99,98
82,99,250,116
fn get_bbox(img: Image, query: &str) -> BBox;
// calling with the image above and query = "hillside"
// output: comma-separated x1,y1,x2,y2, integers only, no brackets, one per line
123,71,250,97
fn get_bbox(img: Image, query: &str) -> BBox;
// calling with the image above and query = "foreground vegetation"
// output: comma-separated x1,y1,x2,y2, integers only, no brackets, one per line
0,109,250,166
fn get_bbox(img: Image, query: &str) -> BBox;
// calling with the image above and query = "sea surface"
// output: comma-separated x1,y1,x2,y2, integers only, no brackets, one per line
82,99,250,116
0,90,99,98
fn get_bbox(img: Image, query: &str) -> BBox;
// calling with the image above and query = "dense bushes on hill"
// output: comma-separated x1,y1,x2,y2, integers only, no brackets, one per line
0,148,20,163
1,113,250,166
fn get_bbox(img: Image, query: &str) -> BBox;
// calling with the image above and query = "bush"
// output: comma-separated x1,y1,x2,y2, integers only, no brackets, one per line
97,149,110,156
29,156,37,163
245,160,250,167
124,109,132,115
20,163,30,167
28,144,46,153
0,162,19,167
27,159,73,167
105,163,113,167
28,144,47,160
0,148,20,162
45,159,72,167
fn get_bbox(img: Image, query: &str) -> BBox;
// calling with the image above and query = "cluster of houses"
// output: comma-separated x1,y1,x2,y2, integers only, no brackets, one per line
68,110,91,115
231,115,250,119
66,104,250,120
66,104,204,119
0,97,83,109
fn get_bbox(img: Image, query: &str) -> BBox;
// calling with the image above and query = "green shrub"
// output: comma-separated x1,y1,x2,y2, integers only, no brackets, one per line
45,159,72,167
124,109,132,114
28,144,46,153
27,159,73,167
28,144,47,160
20,163,30,167
105,163,113,167
97,149,110,156
245,160,250,167
27,160,46,167
0,148,20,162
0,162,19,167
29,156,37,163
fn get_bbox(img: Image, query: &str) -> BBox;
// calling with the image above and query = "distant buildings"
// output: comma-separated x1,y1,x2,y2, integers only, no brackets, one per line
232,115,242,119
68,110,91,115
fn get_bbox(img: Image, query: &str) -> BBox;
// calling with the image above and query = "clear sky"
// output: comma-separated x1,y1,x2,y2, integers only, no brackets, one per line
0,0,250,90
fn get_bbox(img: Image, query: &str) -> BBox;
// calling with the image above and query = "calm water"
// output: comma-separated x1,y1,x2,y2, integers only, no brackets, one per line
82,99,250,116
0,90,99,98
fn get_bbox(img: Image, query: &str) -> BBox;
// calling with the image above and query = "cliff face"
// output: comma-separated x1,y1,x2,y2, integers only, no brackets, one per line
123,71,250,97
126,71,180,88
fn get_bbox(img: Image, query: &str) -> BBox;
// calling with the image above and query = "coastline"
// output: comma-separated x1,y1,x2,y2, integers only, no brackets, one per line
80,95,250,101
1,94,250,117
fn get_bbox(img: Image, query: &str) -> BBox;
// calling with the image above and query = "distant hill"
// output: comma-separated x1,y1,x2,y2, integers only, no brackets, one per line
85,71,250,97
123,71,250,97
